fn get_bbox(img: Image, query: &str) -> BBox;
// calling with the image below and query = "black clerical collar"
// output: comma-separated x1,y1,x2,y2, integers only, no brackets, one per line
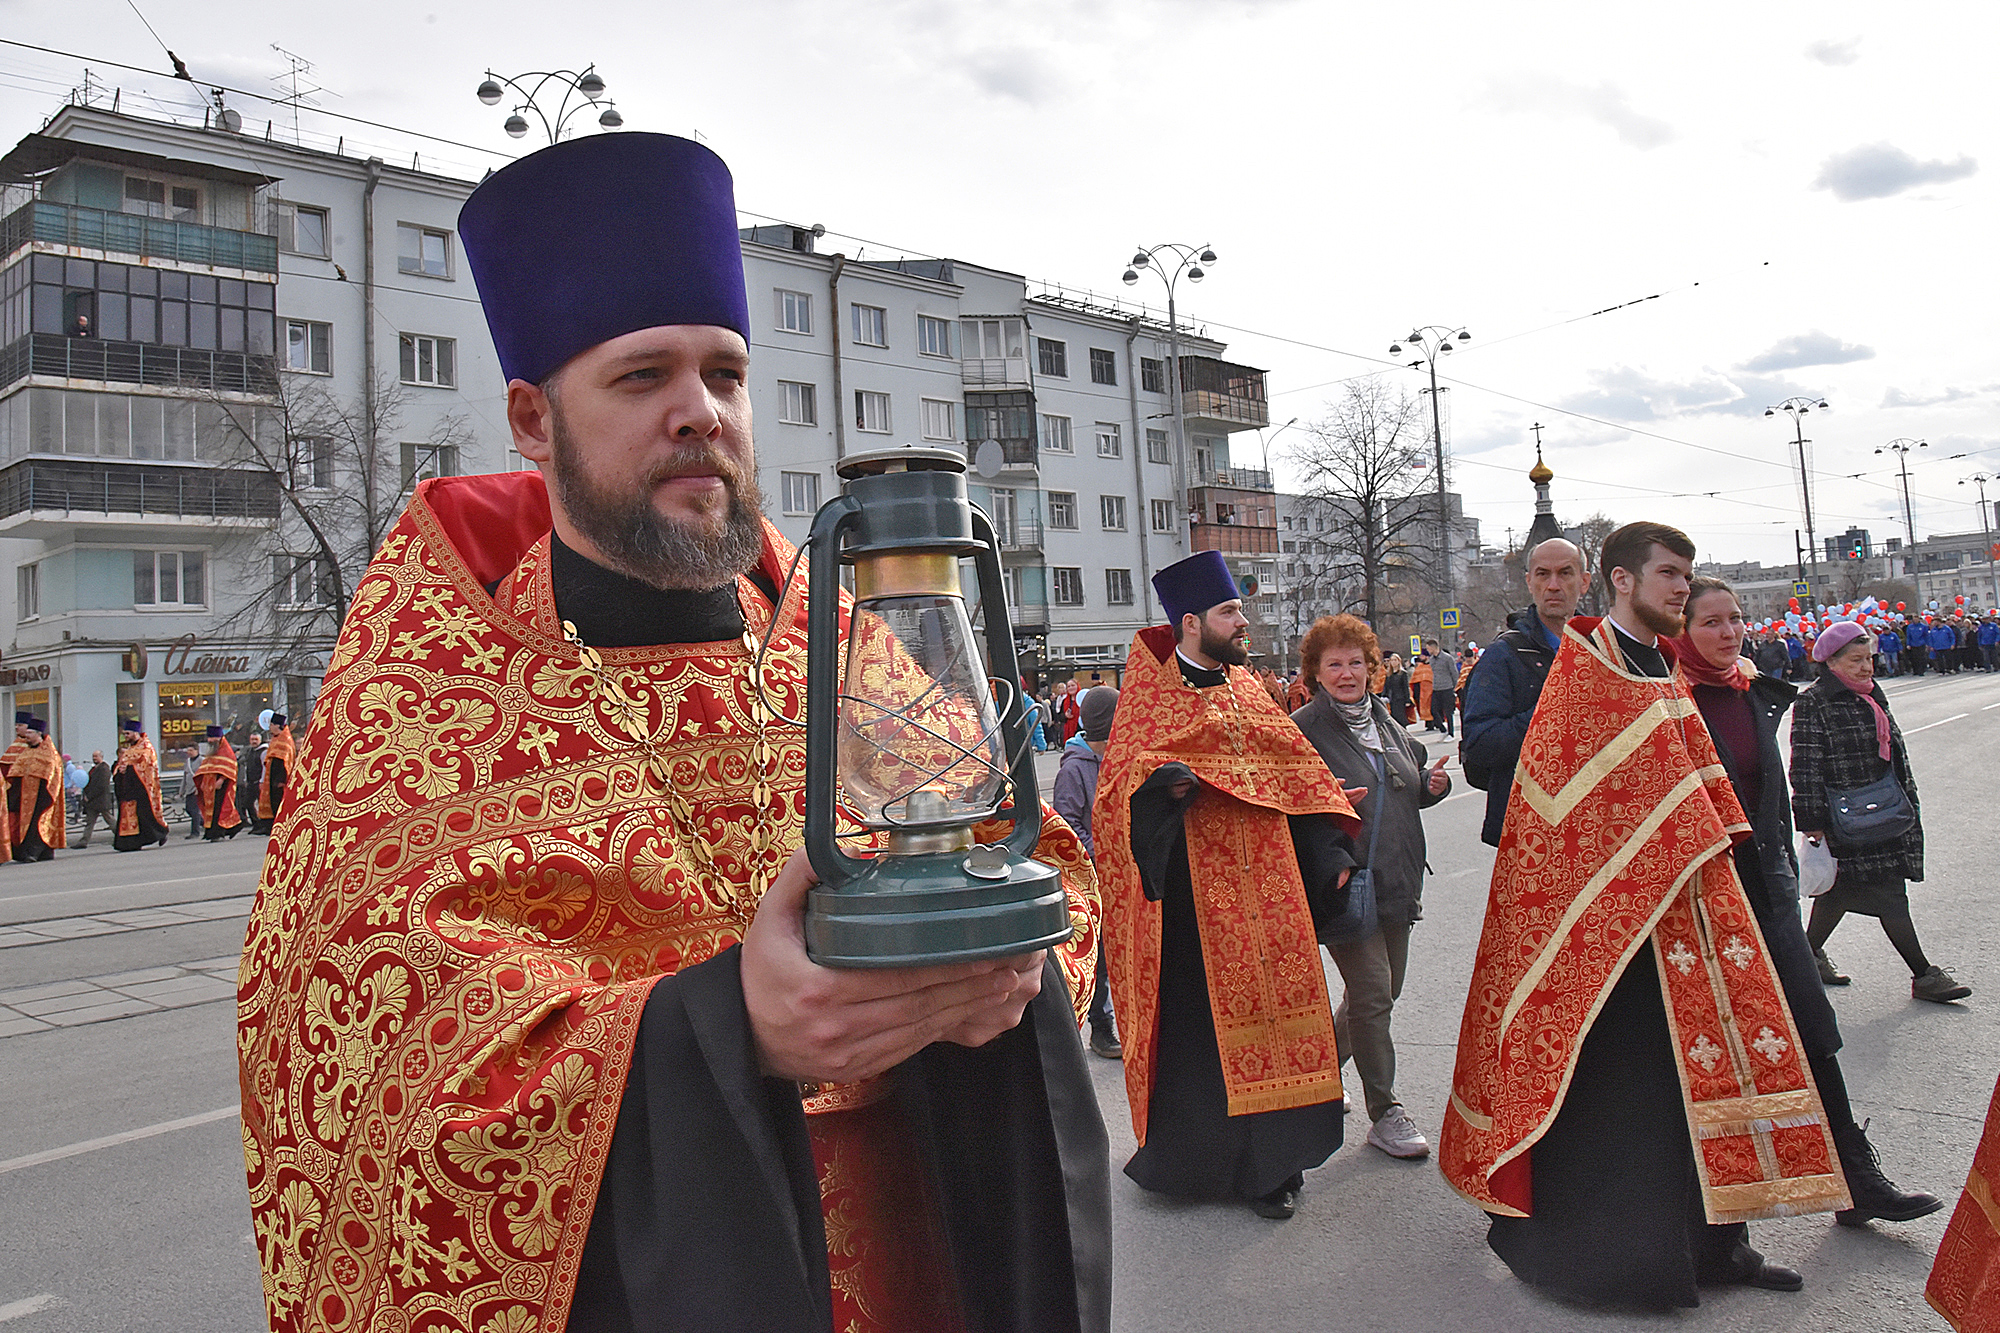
1608,618,1671,679
549,533,754,648
1175,649,1229,688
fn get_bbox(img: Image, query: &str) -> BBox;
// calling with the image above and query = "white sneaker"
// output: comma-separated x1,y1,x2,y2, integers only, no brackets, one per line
1366,1105,1430,1160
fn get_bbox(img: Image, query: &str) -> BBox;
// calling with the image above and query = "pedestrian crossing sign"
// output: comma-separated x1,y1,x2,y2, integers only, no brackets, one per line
1409,634,1422,656
1440,607,1460,630
1792,580,1811,597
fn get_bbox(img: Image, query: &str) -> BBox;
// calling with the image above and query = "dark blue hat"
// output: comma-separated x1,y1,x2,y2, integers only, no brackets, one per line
26,716,45,734
270,712,287,727
1153,551,1241,624
121,719,141,734
458,133,750,386
13,711,29,726
205,725,224,738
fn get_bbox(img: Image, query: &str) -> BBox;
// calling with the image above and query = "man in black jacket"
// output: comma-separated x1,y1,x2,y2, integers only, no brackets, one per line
1461,537,1585,845
75,749,116,848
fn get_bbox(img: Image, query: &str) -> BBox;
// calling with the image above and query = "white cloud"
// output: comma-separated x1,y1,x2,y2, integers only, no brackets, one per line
1560,367,1817,422
1806,37,1861,66
964,47,1059,105
1880,385,1975,408
1480,77,1674,149
1739,331,1874,373
1812,142,1978,201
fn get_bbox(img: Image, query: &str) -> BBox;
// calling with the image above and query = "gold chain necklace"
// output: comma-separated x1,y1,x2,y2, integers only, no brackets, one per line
561,616,791,937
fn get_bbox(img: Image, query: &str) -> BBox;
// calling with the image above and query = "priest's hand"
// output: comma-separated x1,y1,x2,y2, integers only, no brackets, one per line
741,849,1045,1084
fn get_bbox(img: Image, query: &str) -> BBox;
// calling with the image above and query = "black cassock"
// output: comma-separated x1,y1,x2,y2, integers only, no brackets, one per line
112,765,169,852
9,769,55,861
543,537,1112,1333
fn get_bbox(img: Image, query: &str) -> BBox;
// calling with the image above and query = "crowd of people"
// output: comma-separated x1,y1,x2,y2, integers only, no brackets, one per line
224,132,1996,1333
1747,602,2000,681
0,711,295,864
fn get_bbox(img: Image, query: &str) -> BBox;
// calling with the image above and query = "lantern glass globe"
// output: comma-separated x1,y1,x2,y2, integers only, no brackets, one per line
1198,248,1217,264
476,78,504,105
504,114,529,139
598,105,623,128
1186,266,1204,282
577,71,607,97
1121,269,1139,286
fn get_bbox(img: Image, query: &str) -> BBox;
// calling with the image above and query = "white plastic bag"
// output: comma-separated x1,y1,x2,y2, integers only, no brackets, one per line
1798,835,1838,898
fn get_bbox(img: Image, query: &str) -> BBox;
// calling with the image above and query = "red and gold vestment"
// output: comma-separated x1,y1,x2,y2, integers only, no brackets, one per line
113,734,167,840
1439,617,1849,1224
1929,1070,2000,1332
195,737,242,833
9,741,64,852
259,725,295,822
239,471,1097,1333
1093,625,1358,1144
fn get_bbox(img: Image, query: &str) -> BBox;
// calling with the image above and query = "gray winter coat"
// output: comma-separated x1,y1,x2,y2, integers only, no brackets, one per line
1789,673,1924,882
1291,690,1449,927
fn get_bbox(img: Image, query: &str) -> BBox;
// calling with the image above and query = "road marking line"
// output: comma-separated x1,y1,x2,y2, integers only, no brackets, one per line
1905,713,1969,734
0,1295,64,1322
1985,701,2000,710
0,1105,238,1176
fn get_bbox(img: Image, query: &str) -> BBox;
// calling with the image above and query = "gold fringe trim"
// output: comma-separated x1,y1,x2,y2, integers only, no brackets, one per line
1695,1113,1827,1139
1705,1172,1852,1223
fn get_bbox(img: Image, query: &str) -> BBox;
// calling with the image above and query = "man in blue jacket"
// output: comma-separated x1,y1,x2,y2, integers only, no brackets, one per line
1877,622,1901,676
1461,537,1584,846
1980,612,1999,671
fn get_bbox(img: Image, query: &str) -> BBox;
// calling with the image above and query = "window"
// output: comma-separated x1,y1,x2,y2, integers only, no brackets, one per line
1047,491,1077,530
962,318,1024,359
851,304,887,347
1095,423,1121,458
777,290,813,335
274,554,336,608
1089,348,1117,385
1106,569,1134,605
16,562,38,621
1100,495,1127,530
921,398,955,441
1141,357,1165,393
1037,338,1067,377
1151,498,1176,532
1052,567,1084,606
1040,414,1073,453
917,314,953,357
400,442,460,490
398,334,456,387
855,390,892,434
396,223,451,278
781,471,820,515
124,176,198,222
283,319,331,374
290,435,333,489
1147,428,1170,464
133,550,205,607
778,380,818,425
32,259,275,354
273,202,329,258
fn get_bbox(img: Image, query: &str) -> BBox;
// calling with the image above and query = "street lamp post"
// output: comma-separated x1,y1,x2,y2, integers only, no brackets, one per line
475,65,622,143
1389,325,1471,633
1122,243,1217,550
1875,437,1928,565
1765,397,1829,592
1962,472,1999,612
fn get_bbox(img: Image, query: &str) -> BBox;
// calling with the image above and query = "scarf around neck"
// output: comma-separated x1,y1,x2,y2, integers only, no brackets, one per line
1667,634,1755,692
1330,694,1384,752
1831,670,1893,762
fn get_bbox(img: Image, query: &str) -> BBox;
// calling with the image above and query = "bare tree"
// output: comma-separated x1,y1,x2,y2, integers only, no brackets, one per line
1570,511,1620,616
1283,379,1441,633
199,373,477,663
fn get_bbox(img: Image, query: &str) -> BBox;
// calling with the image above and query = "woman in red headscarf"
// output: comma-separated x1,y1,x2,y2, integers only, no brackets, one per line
1672,576,1942,1228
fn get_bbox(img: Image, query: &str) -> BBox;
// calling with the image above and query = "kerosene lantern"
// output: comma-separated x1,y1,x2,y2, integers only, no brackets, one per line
801,445,1072,967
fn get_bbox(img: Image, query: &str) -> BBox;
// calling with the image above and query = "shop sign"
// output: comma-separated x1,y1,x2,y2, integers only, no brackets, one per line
162,633,255,677
0,663,51,686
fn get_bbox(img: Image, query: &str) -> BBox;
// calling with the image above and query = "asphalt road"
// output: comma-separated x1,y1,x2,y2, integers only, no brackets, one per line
1,670,1994,1331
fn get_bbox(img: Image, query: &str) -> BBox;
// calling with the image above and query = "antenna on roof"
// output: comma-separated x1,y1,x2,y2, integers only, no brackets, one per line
269,44,334,145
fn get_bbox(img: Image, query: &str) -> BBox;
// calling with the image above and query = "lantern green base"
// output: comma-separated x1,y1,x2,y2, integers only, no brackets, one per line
804,852,1073,968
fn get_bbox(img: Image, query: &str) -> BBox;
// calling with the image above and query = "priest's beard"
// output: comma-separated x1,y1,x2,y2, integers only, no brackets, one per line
1199,621,1250,667
548,406,766,591
1627,587,1686,640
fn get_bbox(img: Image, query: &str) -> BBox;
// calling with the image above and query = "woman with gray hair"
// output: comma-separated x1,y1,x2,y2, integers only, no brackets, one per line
1791,619,1969,1004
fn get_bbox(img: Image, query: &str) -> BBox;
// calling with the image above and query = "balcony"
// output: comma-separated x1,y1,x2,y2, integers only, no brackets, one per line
1191,521,1277,555
1,334,279,396
2,199,279,275
963,356,1030,389
1194,460,1273,491
1179,355,1269,433
0,458,281,538
993,518,1044,555
966,437,1038,477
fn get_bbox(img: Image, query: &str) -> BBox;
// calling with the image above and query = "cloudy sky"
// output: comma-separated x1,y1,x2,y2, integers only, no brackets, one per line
2,0,1994,567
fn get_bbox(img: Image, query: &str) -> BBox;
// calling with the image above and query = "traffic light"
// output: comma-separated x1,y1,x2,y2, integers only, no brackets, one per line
1848,538,1864,560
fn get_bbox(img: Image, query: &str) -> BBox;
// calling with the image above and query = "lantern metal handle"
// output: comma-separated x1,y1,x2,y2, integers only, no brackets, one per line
965,505,1044,856
803,492,869,889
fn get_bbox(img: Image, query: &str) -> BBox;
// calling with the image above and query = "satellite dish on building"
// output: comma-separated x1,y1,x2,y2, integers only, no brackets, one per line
218,107,243,133
973,440,1003,479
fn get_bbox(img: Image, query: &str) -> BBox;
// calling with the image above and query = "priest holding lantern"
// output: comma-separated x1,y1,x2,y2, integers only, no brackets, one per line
238,133,1108,1333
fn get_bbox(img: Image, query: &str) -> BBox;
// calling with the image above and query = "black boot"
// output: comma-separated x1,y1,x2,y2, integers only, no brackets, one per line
1833,1121,1944,1226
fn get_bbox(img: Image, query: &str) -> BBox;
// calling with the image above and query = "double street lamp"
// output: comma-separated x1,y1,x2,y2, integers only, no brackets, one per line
1389,326,1471,626
1875,437,1927,560
1122,244,1217,547
1962,472,1999,612
1765,397,1829,588
475,65,622,143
